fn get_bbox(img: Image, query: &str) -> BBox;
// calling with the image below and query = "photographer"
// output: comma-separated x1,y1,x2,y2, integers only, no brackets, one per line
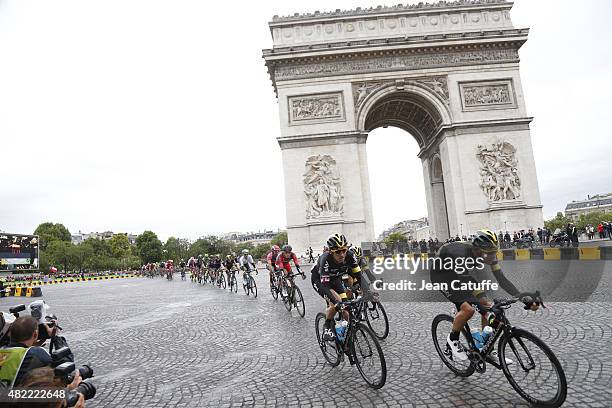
11,367,85,408
0,316,56,387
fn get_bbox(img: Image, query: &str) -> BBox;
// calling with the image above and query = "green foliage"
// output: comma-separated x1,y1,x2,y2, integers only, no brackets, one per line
251,243,271,260
136,231,163,264
109,234,131,259
270,232,288,247
573,211,612,231
384,232,408,248
45,240,73,272
34,222,71,251
544,212,573,233
163,237,190,262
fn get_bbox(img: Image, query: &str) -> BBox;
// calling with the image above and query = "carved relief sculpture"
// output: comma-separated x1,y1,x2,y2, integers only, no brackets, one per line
459,79,516,111
463,84,511,106
353,76,448,112
303,155,344,219
289,93,344,123
476,140,521,202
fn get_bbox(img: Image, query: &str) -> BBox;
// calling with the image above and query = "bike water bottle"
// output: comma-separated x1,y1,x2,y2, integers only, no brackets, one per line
470,328,484,350
336,320,348,342
481,326,494,345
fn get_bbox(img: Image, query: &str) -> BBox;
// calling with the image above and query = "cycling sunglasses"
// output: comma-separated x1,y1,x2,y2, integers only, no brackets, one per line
331,248,348,254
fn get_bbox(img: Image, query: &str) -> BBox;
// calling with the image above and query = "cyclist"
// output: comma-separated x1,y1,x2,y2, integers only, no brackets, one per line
209,255,222,282
266,245,281,285
311,233,360,341
345,245,378,301
430,229,541,362
275,245,303,287
239,249,257,285
223,255,237,284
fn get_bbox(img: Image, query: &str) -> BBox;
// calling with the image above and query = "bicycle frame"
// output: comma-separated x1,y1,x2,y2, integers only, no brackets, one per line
463,300,534,372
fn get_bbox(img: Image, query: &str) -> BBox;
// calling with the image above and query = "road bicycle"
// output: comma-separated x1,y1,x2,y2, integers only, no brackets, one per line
431,292,567,407
315,297,387,389
227,268,238,293
269,269,283,300
278,269,306,317
242,267,257,297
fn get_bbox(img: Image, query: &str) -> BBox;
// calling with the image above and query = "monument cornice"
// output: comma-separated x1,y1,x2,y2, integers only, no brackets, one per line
263,28,527,59
267,1,515,48
417,117,533,158
264,35,526,94
271,0,512,24
277,131,368,150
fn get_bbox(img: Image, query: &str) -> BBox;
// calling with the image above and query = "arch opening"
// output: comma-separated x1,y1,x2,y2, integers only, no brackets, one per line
364,91,444,149
364,91,450,240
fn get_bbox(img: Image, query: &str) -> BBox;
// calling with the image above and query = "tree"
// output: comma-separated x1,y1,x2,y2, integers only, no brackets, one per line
69,243,93,272
34,222,71,251
573,211,612,231
45,240,73,272
163,237,190,262
136,231,163,264
544,212,572,233
384,232,408,249
252,243,271,260
271,232,288,247
109,234,131,259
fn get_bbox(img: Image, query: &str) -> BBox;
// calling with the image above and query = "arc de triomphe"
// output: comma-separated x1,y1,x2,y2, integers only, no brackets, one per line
263,0,544,252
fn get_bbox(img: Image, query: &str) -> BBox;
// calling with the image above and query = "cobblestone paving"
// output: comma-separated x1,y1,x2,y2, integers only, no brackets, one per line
1,266,611,407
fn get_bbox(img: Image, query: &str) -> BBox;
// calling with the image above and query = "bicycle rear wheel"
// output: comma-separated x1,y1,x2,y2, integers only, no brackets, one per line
431,314,475,377
293,285,305,317
499,328,567,407
315,313,341,367
350,323,387,389
365,301,389,340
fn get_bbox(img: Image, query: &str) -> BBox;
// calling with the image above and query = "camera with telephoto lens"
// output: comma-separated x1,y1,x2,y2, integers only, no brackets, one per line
54,362,94,384
65,381,97,407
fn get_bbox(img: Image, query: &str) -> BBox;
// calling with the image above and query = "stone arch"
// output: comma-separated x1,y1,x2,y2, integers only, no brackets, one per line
263,1,545,252
356,82,452,146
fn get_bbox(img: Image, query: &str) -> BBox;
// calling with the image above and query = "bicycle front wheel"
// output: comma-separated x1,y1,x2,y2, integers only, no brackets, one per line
231,276,237,293
250,277,257,298
315,313,341,367
365,301,389,340
293,285,305,317
431,314,475,377
284,285,293,312
499,328,567,408
221,275,227,289
270,283,278,300
350,323,387,389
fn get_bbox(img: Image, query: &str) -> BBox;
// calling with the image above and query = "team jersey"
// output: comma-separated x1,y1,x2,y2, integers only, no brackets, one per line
266,251,280,265
275,252,300,269
314,251,360,279
430,241,520,297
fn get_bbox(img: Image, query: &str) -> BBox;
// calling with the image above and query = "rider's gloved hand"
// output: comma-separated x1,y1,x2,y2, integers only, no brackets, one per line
520,292,541,311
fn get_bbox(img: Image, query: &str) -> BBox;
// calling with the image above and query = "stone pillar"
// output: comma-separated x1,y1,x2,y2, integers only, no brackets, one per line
279,132,374,253
438,124,543,236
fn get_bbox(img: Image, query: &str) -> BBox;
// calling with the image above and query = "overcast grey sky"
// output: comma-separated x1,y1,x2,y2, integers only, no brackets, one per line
0,0,610,241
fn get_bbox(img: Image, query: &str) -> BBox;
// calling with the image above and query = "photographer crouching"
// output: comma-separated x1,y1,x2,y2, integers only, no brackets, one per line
0,315,96,407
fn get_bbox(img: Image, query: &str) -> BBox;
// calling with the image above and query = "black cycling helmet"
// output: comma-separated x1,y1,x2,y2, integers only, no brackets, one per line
472,229,499,252
350,245,362,258
282,244,292,252
326,233,348,251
